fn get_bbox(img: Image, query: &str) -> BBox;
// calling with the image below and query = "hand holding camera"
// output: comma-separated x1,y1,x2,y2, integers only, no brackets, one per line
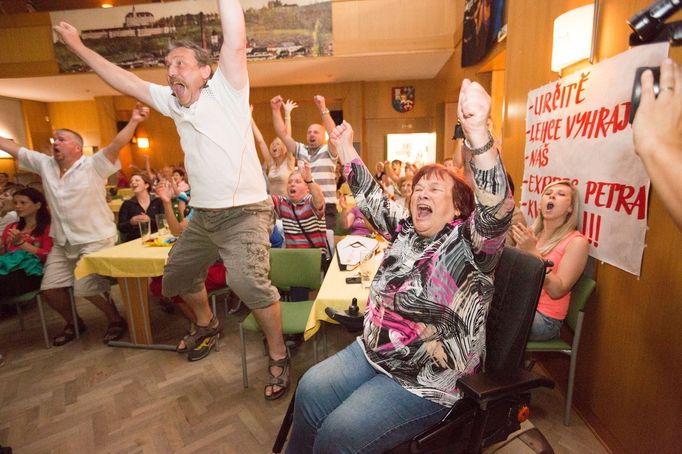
631,57,682,229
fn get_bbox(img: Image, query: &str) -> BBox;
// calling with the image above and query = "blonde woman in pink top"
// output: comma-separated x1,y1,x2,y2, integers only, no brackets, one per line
511,180,589,341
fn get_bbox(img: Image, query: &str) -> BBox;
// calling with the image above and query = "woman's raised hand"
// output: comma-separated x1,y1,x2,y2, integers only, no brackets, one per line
457,79,491,148
330,121,353,149
283,99,298,114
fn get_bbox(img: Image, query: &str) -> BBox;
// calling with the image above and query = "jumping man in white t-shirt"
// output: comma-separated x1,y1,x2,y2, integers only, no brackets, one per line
54,0,290,399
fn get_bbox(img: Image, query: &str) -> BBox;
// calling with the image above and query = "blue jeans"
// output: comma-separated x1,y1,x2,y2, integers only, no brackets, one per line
286,341,449,454
529,311,563,341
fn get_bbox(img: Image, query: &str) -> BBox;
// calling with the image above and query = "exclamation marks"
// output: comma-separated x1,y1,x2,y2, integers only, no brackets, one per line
582,212,602,247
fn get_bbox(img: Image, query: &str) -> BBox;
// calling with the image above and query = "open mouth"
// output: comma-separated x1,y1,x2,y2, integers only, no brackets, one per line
415,203,433,218
546,202,555,210
170,79,187,99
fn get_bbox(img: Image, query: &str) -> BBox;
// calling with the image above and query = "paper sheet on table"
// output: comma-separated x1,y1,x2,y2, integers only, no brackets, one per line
336,235,379,271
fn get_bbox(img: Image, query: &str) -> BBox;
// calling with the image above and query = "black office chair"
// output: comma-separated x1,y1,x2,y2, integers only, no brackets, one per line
272,247,554,454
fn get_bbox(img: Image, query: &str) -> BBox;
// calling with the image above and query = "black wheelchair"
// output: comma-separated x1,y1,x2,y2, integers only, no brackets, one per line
273,247,555,454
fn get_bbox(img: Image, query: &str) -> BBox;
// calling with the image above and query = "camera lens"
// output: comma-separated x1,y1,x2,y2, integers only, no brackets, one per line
628,0,681,41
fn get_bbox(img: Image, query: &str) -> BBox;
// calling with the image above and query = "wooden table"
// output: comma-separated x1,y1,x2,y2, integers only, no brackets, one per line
74,239,172,347
304,251,380,341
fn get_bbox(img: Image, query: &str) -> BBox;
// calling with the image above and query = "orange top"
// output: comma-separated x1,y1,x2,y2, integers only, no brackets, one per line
537,230,584,321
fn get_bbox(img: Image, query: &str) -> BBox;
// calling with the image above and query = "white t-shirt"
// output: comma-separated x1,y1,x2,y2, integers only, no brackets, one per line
18,148,119,245
149,68,267,208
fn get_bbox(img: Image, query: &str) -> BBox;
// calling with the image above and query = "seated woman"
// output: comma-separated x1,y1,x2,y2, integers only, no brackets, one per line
0,188,52,298
286,80,513,453
511,180,589,341
117,173,164,242
339,194,373,236
394,175,413,210
271,161,328,253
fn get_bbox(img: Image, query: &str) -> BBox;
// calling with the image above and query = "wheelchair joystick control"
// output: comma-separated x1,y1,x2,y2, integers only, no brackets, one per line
347,298,359,316
325,298,364,332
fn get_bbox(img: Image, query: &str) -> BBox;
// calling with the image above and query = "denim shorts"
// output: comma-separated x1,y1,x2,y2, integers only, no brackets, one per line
161,199,279,309
529,311,563,341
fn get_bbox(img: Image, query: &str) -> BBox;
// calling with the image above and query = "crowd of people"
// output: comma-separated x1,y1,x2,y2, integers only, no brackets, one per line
0,0,680,450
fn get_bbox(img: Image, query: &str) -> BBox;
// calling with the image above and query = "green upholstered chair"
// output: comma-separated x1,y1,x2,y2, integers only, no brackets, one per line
526,274,596,425
238,248,323,388
0,287,79,349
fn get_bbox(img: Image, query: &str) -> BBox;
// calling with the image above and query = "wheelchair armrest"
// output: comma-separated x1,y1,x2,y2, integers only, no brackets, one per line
457,368,554,405
325,306,364,332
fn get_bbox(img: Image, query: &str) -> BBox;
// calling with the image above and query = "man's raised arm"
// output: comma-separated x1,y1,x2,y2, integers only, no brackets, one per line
218,0,249,90
101,103,150,164
54,22,155,107
0,137,22,159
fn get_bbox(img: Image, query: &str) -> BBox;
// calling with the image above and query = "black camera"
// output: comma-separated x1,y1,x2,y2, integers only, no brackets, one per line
630,66,661,124
628,0,682,46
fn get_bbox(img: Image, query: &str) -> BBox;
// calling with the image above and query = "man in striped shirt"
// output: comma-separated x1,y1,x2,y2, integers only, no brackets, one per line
271,95,339,230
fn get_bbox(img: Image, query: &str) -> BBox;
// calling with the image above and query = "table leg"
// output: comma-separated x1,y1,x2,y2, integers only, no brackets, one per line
117,277,153,344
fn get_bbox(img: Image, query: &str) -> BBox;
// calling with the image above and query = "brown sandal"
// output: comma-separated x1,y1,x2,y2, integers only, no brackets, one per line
264,354,290,401
176,316,222,353
103,319,128,344
53,319,87,347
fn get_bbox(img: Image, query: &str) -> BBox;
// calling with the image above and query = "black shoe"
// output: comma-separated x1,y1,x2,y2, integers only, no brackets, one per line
187,334,218,362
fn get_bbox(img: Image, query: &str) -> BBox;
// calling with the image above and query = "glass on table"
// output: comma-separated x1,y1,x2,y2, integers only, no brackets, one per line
138,219,151,242
155,213,170,237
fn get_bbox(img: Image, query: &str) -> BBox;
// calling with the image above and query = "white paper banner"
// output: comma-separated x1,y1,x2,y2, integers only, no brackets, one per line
520,43,669,276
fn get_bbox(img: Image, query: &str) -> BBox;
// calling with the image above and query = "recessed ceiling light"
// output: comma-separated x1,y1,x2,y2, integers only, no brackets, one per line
101,3,113,8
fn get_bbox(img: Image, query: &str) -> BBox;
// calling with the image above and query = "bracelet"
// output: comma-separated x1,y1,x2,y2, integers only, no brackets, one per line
320,109,330,115
304,179,314,184
464,133,495,156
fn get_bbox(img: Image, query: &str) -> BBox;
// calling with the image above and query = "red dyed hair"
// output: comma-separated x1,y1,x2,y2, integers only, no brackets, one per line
411,164,475,221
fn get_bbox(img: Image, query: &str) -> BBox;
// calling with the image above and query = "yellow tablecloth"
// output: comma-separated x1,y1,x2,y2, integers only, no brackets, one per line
108,198,124,214
117,188,134,199
74,239,173,344
304,251,380,340
75,238,171,280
